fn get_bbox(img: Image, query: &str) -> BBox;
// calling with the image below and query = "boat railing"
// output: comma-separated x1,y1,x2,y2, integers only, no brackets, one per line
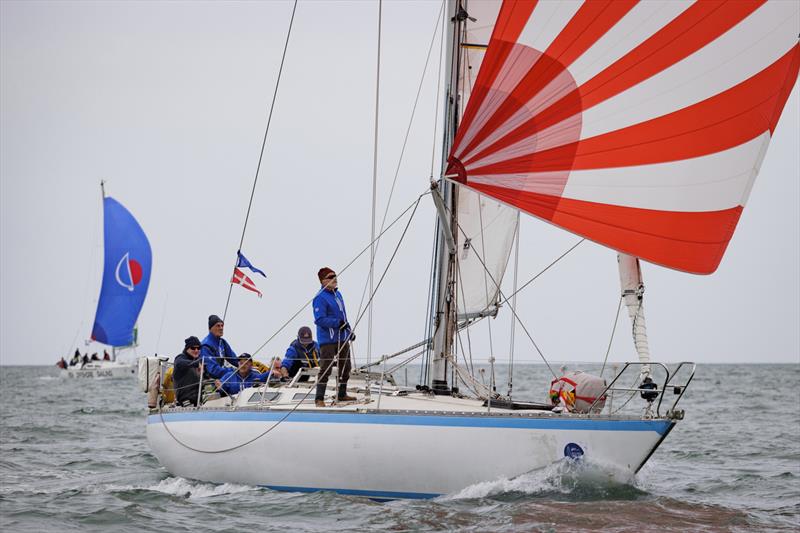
588,361,696,419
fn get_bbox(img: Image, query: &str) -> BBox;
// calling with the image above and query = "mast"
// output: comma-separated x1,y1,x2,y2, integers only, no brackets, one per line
429,0,466,394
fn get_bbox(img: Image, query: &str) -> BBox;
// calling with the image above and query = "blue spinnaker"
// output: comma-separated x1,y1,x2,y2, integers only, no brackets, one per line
91,197,152,347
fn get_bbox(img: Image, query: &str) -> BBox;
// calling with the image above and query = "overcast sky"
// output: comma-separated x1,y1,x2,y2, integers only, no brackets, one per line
2,0,798,369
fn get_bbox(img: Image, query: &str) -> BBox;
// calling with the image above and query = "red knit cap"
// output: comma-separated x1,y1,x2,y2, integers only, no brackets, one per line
318,267,335,282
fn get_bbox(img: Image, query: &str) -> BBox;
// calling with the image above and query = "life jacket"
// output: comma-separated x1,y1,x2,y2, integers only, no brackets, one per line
291,340,319,368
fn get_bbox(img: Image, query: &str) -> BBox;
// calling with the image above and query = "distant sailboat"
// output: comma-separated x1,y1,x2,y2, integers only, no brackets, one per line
144,0,798,499
62,182,151,379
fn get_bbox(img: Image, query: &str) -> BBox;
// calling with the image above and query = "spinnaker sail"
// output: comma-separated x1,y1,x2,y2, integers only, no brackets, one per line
91,197,152,346
447,0,800,274
454,1,518,319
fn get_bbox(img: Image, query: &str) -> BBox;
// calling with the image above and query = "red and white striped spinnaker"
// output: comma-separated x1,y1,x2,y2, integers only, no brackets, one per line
447,0,799,274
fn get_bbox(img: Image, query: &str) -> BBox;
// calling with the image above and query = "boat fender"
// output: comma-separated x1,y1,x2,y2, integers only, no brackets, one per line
147,372,160,408
549,371,607,413
138,356,168,392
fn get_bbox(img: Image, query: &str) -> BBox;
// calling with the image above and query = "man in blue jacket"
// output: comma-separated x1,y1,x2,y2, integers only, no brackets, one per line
200,314,237,379
313,267,357,407
214,353,270,396
279,326,320,379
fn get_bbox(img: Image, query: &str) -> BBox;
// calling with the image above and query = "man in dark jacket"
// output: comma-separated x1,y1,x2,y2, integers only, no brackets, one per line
200,314,237,379
173,336,203,407
313,267,357,407
279,326,320,379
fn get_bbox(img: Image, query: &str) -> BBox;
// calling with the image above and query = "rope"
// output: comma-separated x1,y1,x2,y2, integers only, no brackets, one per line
248,191,428,357
497,238,585,307
354,0,446,324
507,218,520,398
600,295,623,377
158,193,424,453
223,0,298,321
447,204,572,379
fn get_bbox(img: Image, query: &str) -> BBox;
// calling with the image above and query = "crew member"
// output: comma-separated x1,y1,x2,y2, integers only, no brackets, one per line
173,336,204,407
313,267,356,407
200,314,237,379
280,326,320,379
214,353,270,396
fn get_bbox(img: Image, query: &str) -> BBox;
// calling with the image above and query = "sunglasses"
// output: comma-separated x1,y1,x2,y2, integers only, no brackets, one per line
188,346,201,351
324,274,337,280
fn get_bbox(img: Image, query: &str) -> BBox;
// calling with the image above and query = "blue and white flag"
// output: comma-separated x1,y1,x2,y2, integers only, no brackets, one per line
236,251,266,277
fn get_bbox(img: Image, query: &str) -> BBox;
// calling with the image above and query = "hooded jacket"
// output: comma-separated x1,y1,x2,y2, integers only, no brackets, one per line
200,333,237,378
313,287,353,345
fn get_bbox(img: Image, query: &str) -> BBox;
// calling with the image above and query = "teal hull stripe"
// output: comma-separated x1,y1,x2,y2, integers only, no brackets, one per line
148,411,671,435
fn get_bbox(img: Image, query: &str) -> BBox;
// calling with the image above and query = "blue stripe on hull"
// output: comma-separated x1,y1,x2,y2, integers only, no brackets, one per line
148,411,672,435
261,484,439,500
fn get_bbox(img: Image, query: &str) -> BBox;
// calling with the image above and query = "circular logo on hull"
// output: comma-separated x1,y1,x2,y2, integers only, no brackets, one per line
564,442,584,459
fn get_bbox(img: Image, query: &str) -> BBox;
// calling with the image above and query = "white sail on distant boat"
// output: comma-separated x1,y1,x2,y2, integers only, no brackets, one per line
144,0,799,499
62,183,152,379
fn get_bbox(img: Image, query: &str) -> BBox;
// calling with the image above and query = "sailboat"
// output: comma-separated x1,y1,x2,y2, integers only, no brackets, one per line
144,0,799,499
62,182,152,379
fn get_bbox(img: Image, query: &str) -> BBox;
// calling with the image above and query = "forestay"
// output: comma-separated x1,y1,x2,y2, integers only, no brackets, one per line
447,0,800,274
454,0,518,320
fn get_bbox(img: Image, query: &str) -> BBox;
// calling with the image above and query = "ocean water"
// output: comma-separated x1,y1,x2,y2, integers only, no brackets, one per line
1,363,798,532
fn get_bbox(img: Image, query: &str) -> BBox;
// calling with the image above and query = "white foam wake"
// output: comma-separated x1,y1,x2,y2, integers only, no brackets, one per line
441,458,634,500
143,477,258,499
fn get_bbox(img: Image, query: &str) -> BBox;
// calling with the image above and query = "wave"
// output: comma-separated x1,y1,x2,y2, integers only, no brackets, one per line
112,476,260,500
440,457,646,501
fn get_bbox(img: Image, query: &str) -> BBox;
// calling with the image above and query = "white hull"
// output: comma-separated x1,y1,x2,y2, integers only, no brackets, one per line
61,361,136,379
146,389,673,499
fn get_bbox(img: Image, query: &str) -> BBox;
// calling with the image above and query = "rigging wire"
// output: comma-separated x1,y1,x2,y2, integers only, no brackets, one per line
353,0,446,323
421,0,448,386
249,191,429,357
155,292,169,354
435,191,584,380
476,199,494,358
451,215,562,379
64,188,104,357
159,192,424,454
367,0,382,370
507,217,520,398
497,238,585,307
222,0,298,321
600,295,624,377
